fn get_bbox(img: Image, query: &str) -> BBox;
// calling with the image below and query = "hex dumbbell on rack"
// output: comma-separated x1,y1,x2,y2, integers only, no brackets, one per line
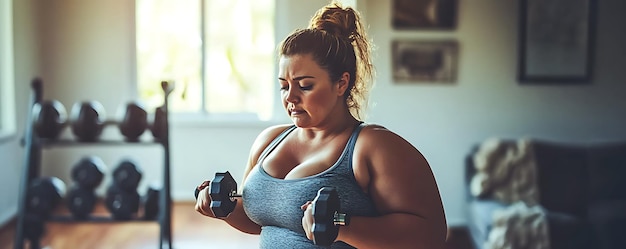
142,184,162,220
25,177,66,242
31,97,165,142
26,177,67,219
194,171,349,246
118,102,148,142
32,100,67,139
70,101,107,142
66,156,107,219
105,159,143,220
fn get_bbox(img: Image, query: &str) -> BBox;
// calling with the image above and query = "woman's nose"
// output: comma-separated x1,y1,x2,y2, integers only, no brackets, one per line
284,87,299,103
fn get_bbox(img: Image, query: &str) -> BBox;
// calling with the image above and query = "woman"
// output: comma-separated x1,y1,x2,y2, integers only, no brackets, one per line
195,2,447,248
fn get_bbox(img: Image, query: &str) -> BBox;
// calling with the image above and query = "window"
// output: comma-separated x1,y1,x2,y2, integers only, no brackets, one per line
136,0,276,120
0,0,16,139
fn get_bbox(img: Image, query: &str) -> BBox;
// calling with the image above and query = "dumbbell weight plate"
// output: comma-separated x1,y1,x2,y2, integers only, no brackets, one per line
151,106,167,140
312,187,341,246
70,100,106,142
209,171,238,218
113,159,143,192
32,100,67,139
23,214,46,241
66,185,97,219
105,185,140,220
26,177,67,219
142,185,161,220
118,102,148,142
71,156,106,189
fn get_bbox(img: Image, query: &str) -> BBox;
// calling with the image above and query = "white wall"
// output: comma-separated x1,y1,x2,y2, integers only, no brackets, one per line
363,0,626,225
0,0,40,226
2,0,625,228
0,0,16,138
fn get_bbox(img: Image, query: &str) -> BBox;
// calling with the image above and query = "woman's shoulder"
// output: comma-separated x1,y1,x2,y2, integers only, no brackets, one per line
358,123,400,140
357,123,418,152
246,124,294,169
250,124,294,152
257,123,294,142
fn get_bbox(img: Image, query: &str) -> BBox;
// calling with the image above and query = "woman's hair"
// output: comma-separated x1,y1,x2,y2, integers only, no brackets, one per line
278,1,374,120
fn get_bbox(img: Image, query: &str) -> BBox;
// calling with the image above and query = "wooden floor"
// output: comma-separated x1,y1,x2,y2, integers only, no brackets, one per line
1,202,474,249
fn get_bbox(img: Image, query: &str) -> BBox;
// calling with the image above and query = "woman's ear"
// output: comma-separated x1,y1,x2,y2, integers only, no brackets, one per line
335,72,351,96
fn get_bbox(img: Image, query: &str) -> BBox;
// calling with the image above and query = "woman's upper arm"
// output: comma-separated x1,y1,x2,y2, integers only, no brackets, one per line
358,126,447,240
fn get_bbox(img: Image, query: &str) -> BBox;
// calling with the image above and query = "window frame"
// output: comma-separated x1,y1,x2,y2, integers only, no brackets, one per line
0,0,16,143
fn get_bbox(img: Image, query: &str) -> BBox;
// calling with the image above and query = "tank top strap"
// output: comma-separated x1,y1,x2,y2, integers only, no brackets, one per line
256,125,297,164
344,122,367,160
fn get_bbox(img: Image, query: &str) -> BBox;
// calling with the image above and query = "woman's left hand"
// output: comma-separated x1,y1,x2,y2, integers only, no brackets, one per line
301,201,314,241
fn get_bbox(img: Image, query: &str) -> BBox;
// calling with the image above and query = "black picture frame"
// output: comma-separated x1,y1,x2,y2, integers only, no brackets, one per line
392,0,458,30
518,0,596,83
392,40,459,83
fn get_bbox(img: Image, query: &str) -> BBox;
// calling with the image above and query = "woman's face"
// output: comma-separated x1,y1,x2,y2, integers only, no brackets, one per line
278,54,348,128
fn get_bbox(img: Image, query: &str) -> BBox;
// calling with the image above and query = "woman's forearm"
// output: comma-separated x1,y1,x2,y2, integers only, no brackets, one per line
222,197,262,234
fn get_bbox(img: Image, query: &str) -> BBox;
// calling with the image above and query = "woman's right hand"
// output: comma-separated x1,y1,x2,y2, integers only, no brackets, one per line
194,180,217,218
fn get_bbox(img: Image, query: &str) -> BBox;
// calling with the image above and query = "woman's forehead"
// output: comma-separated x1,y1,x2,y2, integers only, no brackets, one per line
278,54,324,75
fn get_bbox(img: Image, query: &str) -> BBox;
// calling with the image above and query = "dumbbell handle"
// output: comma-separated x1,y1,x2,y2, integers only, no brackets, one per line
332,212,349,226
193,187,242,199
193,186,348,225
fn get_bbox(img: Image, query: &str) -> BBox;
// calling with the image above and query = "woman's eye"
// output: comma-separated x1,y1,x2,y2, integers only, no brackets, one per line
300,85,312,90
279,85,288,91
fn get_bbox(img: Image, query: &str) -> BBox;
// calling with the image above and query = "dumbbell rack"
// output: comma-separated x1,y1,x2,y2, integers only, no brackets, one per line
14,78,174,249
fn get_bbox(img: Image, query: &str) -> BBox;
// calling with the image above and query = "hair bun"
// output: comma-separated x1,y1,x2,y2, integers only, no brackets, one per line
309,3,358,42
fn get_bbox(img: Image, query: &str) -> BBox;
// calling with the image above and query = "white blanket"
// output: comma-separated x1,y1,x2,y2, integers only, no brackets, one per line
486,202,551,249
470,138,539,205
470,138,551,249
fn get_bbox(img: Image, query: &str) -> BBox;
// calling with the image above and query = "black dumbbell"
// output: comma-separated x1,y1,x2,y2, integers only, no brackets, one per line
105,184,140,220
105,159,142,220
71,156,106,189
26,177,66,219
23,215,46,242
193,171,241,218
66,156,106,219
70,101,106,142
118,102,148,142
312,187,349,246
151,106,167,140
113,159,143,192
66,185,97,219
142,184,161,220
32,100,67,139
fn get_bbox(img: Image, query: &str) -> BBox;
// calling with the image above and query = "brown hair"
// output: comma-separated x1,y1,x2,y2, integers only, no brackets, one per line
278,1,374,120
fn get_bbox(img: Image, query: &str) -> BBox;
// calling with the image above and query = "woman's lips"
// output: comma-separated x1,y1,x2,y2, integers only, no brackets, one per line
290,109,304,115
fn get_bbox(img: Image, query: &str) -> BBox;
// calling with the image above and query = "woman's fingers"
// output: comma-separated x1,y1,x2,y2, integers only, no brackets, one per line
301,201,315,241
194,180,215,217
197,180,210,191
300,201,312,210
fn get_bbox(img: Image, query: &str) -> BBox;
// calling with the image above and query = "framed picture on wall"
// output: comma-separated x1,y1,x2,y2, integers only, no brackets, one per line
518,0,596,83
392,40,459,83
392,0,458,30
